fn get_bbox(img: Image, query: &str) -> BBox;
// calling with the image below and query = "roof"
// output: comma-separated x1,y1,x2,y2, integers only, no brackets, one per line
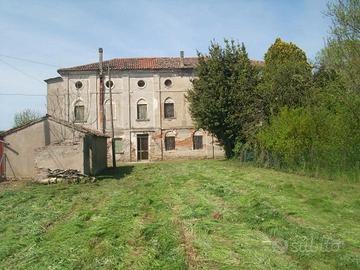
48,116,109,137
57,57,264,74
44,76,63,83
58,57,198,73
0,115,108,138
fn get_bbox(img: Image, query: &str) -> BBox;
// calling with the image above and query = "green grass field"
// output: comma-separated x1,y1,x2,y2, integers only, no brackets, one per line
0,160,359,269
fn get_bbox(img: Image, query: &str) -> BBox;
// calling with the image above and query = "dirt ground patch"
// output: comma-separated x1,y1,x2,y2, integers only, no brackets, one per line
0,179,29,191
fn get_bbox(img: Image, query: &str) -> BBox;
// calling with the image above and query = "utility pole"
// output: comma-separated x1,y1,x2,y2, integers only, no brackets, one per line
98,48,105,133
108,65,116,168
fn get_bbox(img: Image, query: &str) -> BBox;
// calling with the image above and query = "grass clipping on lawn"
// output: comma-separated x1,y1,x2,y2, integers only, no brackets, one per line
0,160,359,269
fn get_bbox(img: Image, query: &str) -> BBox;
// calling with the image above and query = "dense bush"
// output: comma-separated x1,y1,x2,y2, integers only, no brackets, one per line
257,38,312,119
189,1,360,181
256,90,360,180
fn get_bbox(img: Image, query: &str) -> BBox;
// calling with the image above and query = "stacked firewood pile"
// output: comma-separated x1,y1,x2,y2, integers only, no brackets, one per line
36,169,96,184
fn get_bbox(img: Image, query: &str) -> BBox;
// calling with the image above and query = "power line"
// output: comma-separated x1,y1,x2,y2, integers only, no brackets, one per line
0,93,46,96
0,59,44,83
0,54,59,67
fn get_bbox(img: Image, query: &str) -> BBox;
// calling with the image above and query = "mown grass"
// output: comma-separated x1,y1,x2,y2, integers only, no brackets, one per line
0,160,359,269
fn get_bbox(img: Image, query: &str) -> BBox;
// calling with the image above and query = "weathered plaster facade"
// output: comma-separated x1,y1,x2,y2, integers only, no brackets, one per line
46,56,224,162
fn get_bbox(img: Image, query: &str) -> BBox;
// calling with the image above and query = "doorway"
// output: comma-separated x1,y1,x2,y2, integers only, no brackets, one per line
137,134,149,161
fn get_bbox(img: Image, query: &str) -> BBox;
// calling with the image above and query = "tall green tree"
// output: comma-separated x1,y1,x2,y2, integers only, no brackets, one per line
258,38,312,119
187,40,260,158
13,109,41,128
320,0,360,93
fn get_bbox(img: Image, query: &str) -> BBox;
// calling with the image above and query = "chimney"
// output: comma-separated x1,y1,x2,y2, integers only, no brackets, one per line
99,48,103,75
180,50,184,67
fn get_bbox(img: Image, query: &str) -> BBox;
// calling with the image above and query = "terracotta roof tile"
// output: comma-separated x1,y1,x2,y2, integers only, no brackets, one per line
57,57,264,74
58,57,199,73
0,115,108,138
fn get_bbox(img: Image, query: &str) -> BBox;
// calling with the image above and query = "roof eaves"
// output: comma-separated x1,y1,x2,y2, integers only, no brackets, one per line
1,115,108,138
0,116,48,137
44,76,63,83
47,115,109,137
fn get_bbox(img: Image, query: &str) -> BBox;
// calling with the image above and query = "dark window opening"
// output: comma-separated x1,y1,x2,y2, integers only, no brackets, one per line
164,103,174,118
193,135,203,150
137,104,147,120
106,80,114,89
165,136,175,151
74,105,85,122
75,81,83,89
164,79,172,87
137,134,149,160
137,80,145,88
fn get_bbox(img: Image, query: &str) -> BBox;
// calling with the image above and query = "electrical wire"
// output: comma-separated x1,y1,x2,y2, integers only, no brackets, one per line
0,54,59,67
0,59,44,83
0,93,46,96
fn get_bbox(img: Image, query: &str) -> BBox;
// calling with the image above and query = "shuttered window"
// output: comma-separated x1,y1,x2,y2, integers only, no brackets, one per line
137,104,147,120
74,105,85,122
114,138,124,154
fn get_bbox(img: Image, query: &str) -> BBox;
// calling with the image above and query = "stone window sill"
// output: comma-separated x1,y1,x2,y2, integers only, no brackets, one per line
136,119,150,122
164,117,176,120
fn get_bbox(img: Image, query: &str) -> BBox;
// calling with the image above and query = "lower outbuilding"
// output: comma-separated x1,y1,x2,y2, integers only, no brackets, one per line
0,115,108,180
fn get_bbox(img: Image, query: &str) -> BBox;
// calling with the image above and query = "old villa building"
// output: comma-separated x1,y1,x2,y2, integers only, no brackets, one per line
46,50,224,162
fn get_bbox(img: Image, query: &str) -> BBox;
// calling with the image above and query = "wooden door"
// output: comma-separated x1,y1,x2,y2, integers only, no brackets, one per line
137,134,149,161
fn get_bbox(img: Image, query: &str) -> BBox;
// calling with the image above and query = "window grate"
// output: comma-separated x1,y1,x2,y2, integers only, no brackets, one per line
193,135,203,150
165,136,175,151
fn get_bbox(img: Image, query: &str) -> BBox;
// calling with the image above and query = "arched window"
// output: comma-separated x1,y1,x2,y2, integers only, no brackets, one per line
137,99,147,120
165,131,176,151
74,100,85,122
193,130,203,150
164,97,175,118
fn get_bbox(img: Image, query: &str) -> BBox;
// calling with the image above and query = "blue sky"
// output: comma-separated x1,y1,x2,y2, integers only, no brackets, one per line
0,0,331,130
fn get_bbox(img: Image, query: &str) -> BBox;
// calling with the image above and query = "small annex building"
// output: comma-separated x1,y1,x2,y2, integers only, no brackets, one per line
0,115,108,180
